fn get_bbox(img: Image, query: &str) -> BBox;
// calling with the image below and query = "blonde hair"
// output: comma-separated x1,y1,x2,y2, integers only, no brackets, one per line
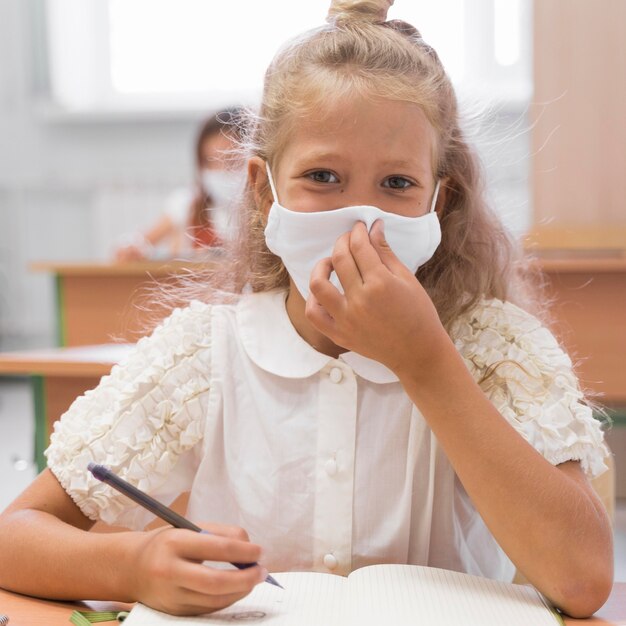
148,0,545,334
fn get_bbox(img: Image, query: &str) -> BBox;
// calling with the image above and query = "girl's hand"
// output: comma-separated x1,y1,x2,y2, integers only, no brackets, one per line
115,244,146,262
129,522,266,616
306,220,453,377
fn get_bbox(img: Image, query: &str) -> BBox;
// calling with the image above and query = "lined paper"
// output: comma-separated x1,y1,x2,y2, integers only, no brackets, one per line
124,565,559,626
346,564,559,626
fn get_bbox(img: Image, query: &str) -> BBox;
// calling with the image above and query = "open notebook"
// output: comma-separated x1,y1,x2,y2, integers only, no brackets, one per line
122,563,563,625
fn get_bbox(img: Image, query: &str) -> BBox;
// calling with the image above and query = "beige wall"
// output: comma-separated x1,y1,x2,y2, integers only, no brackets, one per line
531,0,626,247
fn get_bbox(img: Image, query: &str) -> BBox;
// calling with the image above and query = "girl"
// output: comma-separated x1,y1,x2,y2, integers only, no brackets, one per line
0,0,612,619
115,107,246,261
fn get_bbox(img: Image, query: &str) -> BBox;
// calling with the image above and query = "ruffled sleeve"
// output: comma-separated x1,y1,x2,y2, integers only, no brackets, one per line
45,300,214,529
453,299,609,478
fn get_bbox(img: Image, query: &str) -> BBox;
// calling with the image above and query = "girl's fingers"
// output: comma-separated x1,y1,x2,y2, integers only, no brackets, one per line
177,561,266,597
368,220,408,275
348,221,385,279
196,522,250,542
305,295,337,341
306,257,344,340
308,257,344,318
175,530,262,565
331,231,363,293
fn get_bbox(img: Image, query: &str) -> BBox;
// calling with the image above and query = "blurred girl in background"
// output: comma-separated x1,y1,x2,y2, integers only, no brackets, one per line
115,107,246,261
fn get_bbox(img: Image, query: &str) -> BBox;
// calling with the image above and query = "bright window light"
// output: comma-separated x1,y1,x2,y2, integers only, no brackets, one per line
389,0,465,82
46,0,529,111
108,0,467,97
109,0,328,97
494,0,521,66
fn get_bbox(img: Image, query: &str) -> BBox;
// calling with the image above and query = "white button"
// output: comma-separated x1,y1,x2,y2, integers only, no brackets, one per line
323,553,338,570
329,367,343,383
325,458,338,476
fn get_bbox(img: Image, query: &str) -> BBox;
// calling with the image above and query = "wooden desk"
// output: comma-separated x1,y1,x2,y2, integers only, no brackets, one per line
0,590,130,626
0,344,132,470
0,584,625,625
531,253,626,407
31,260,211,347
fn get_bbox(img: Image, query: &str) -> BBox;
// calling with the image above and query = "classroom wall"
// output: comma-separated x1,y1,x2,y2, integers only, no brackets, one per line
0,0,201,348
0,0,532,350
531,0,626,246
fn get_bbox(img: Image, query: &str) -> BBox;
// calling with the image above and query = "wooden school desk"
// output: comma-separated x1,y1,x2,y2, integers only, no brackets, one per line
0,584,625,625
0,344,133,471
30,260,212,347
526,247,626,492
531,253,626,407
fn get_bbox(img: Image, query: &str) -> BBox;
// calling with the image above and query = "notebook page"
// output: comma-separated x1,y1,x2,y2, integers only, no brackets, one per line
123,571,345,626
345,564,560,626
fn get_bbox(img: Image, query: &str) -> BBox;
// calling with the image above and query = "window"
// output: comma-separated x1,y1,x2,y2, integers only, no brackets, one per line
45,0,531,113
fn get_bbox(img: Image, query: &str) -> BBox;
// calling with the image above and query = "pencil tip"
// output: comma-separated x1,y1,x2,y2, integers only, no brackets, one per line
266,574,284,589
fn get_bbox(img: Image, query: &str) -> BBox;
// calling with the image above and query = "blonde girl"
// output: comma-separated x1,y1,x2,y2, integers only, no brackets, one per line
0,0,612,619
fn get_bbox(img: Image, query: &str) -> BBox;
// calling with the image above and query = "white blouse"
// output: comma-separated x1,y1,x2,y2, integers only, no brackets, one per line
45,289,608,582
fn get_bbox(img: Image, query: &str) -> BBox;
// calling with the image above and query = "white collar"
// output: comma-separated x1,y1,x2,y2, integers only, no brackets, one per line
236,289,399,384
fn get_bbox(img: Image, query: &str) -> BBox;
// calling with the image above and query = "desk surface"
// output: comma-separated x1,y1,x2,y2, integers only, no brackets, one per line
31,253,626,275
532,255,626,273
0,591,130,626
31,253,626,280
0,344,133,377
30,259,212,277
1,584,625,625
29,259,219,346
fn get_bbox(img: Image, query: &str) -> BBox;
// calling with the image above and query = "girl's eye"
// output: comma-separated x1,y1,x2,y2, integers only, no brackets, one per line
384,176,413,190
308,170,339,184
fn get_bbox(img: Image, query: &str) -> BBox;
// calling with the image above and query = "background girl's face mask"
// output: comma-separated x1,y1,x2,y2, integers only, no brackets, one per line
201,169,245,240
263,163,442,299
201,168,244,206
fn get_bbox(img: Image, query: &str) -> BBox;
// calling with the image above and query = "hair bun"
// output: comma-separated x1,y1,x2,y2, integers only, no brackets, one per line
326,0,394,25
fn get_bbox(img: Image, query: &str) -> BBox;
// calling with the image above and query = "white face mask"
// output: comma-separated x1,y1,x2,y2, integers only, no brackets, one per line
201,169,245,240
263,163,442,300
201,168,243,205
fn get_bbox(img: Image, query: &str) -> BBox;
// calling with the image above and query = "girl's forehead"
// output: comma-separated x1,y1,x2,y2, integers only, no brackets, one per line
301,94,430,129
280,96,437,171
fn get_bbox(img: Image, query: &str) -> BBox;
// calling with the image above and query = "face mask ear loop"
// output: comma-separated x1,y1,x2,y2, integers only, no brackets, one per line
265,161,279,204
429,180,441,213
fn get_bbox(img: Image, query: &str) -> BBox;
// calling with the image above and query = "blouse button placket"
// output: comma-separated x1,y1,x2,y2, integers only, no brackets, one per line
313,362,357,576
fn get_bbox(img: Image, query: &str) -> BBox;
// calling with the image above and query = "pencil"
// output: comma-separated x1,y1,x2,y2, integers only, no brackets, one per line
87,462,283,589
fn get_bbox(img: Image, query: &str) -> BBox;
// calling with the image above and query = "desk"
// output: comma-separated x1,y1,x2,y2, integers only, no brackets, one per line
532,254,626,407
0,344,132,470
31,260,211,347
0,591,130,626
529,253,626,495
0,584,625,625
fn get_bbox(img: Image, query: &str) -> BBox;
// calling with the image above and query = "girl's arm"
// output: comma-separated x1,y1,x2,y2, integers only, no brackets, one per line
306,221,613,619
395,346,612,618
0,469,266,615
115,215,177,261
